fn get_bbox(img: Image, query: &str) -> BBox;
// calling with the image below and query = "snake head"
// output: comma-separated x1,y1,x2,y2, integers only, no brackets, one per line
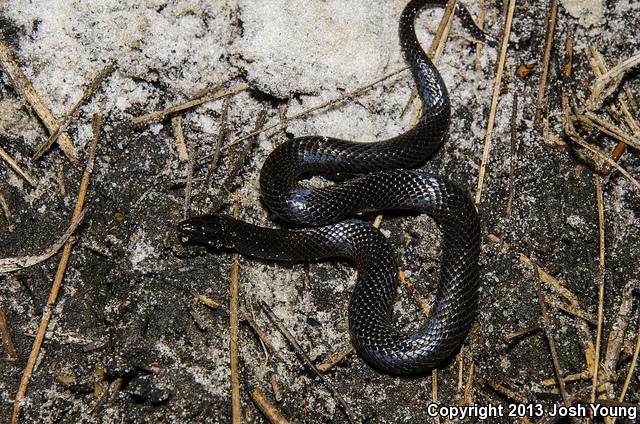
178,214,227,249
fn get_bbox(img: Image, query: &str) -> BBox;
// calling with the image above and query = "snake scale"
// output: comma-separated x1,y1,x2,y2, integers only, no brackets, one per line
179,0,487,374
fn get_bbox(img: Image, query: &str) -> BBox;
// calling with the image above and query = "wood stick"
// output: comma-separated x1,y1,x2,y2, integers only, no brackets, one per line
618,311,640,403
535,271,572,409
0,190,14,233
250,387,290,424
317,345,354,373
0,40,78,163
172,116,188,162
534,0,558,128
259,301,357,423
590,52,640,105
0,145,37,187
230,194,241,424
475,0,485,74
590,175,606,403
11,112,102,424
0,308,18,361
31,63,113,162
474,0,516,204
0,209,86,273
213,67,410,157
131,83,250,125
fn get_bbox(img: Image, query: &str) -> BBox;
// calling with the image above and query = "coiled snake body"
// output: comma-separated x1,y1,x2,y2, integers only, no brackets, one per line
179,0,484,374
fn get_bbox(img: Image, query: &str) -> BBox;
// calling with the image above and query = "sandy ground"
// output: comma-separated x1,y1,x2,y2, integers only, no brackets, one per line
1,0,639,422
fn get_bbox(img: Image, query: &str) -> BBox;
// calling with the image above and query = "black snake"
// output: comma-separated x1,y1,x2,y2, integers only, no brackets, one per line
179,0,487,374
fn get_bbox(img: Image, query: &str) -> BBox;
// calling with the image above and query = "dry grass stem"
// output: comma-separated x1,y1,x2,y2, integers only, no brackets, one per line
603,282,635,377
259,301,357,423
270,373,282,402
240,304,281,362
0,40,78,162
171,116,188,162
474,0,516,204
506,93,519,217
194,293,220,310
230,194,242,424
216,67,411,156
0,309,18,361
250,387,290,424
32,63,113,162
0,190,14,233
475,0,485,74
183,138,195,219
317,345,354,373
618,312,640,403
535,268,572,408
132,82,250,125
505,326,542,343
433,369,440,424
0,209,86,273
544,297,596,326
534,0,558,128
564,127,640,192
463,360,476,405
11,112,102,424
590,175,606,403
0,145,37,187
225,107,268,188
429,0,457,62
590,52,640,107
483,377,528,403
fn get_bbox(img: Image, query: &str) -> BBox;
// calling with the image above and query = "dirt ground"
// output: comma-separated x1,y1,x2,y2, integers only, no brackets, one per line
1,0,639,422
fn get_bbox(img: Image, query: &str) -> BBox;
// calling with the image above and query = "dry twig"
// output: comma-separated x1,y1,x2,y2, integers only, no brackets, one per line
474,0,516,204
172,116,189,162
11,112,102,424
590,175,606,403
230,194,242,424
535,268,572,409
0,40,78,162
132,83,250,125
0,209,86,273
0,145,37,187
259,301,357,423
534,0,558,128
31,63,113,162
0,309,17,361
250,387,290,424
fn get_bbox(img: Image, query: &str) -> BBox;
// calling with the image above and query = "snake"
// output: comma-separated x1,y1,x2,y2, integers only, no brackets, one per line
179,0,487,374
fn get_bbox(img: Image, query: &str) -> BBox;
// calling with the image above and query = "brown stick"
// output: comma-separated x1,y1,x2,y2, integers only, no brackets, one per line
11,112,102,424
535,272,572,409
250,387,290,424
317,345,354,373
0,308,18,361
534,0,558,128
474,0,516,204
131,83,250,125
230,195,241,424
475,0,486,74
618,311,640,403
0,145,37,187
172,116,189,162
259,301,357,423
214,67,410,156
590,175,606,403
0,40,78,163
31,63,113,162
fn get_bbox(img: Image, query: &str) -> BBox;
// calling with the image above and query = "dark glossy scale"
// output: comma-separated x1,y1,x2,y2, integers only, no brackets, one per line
179,0,484,374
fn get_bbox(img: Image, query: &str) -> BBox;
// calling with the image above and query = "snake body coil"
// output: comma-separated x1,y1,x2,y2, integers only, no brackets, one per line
179,0,482,374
